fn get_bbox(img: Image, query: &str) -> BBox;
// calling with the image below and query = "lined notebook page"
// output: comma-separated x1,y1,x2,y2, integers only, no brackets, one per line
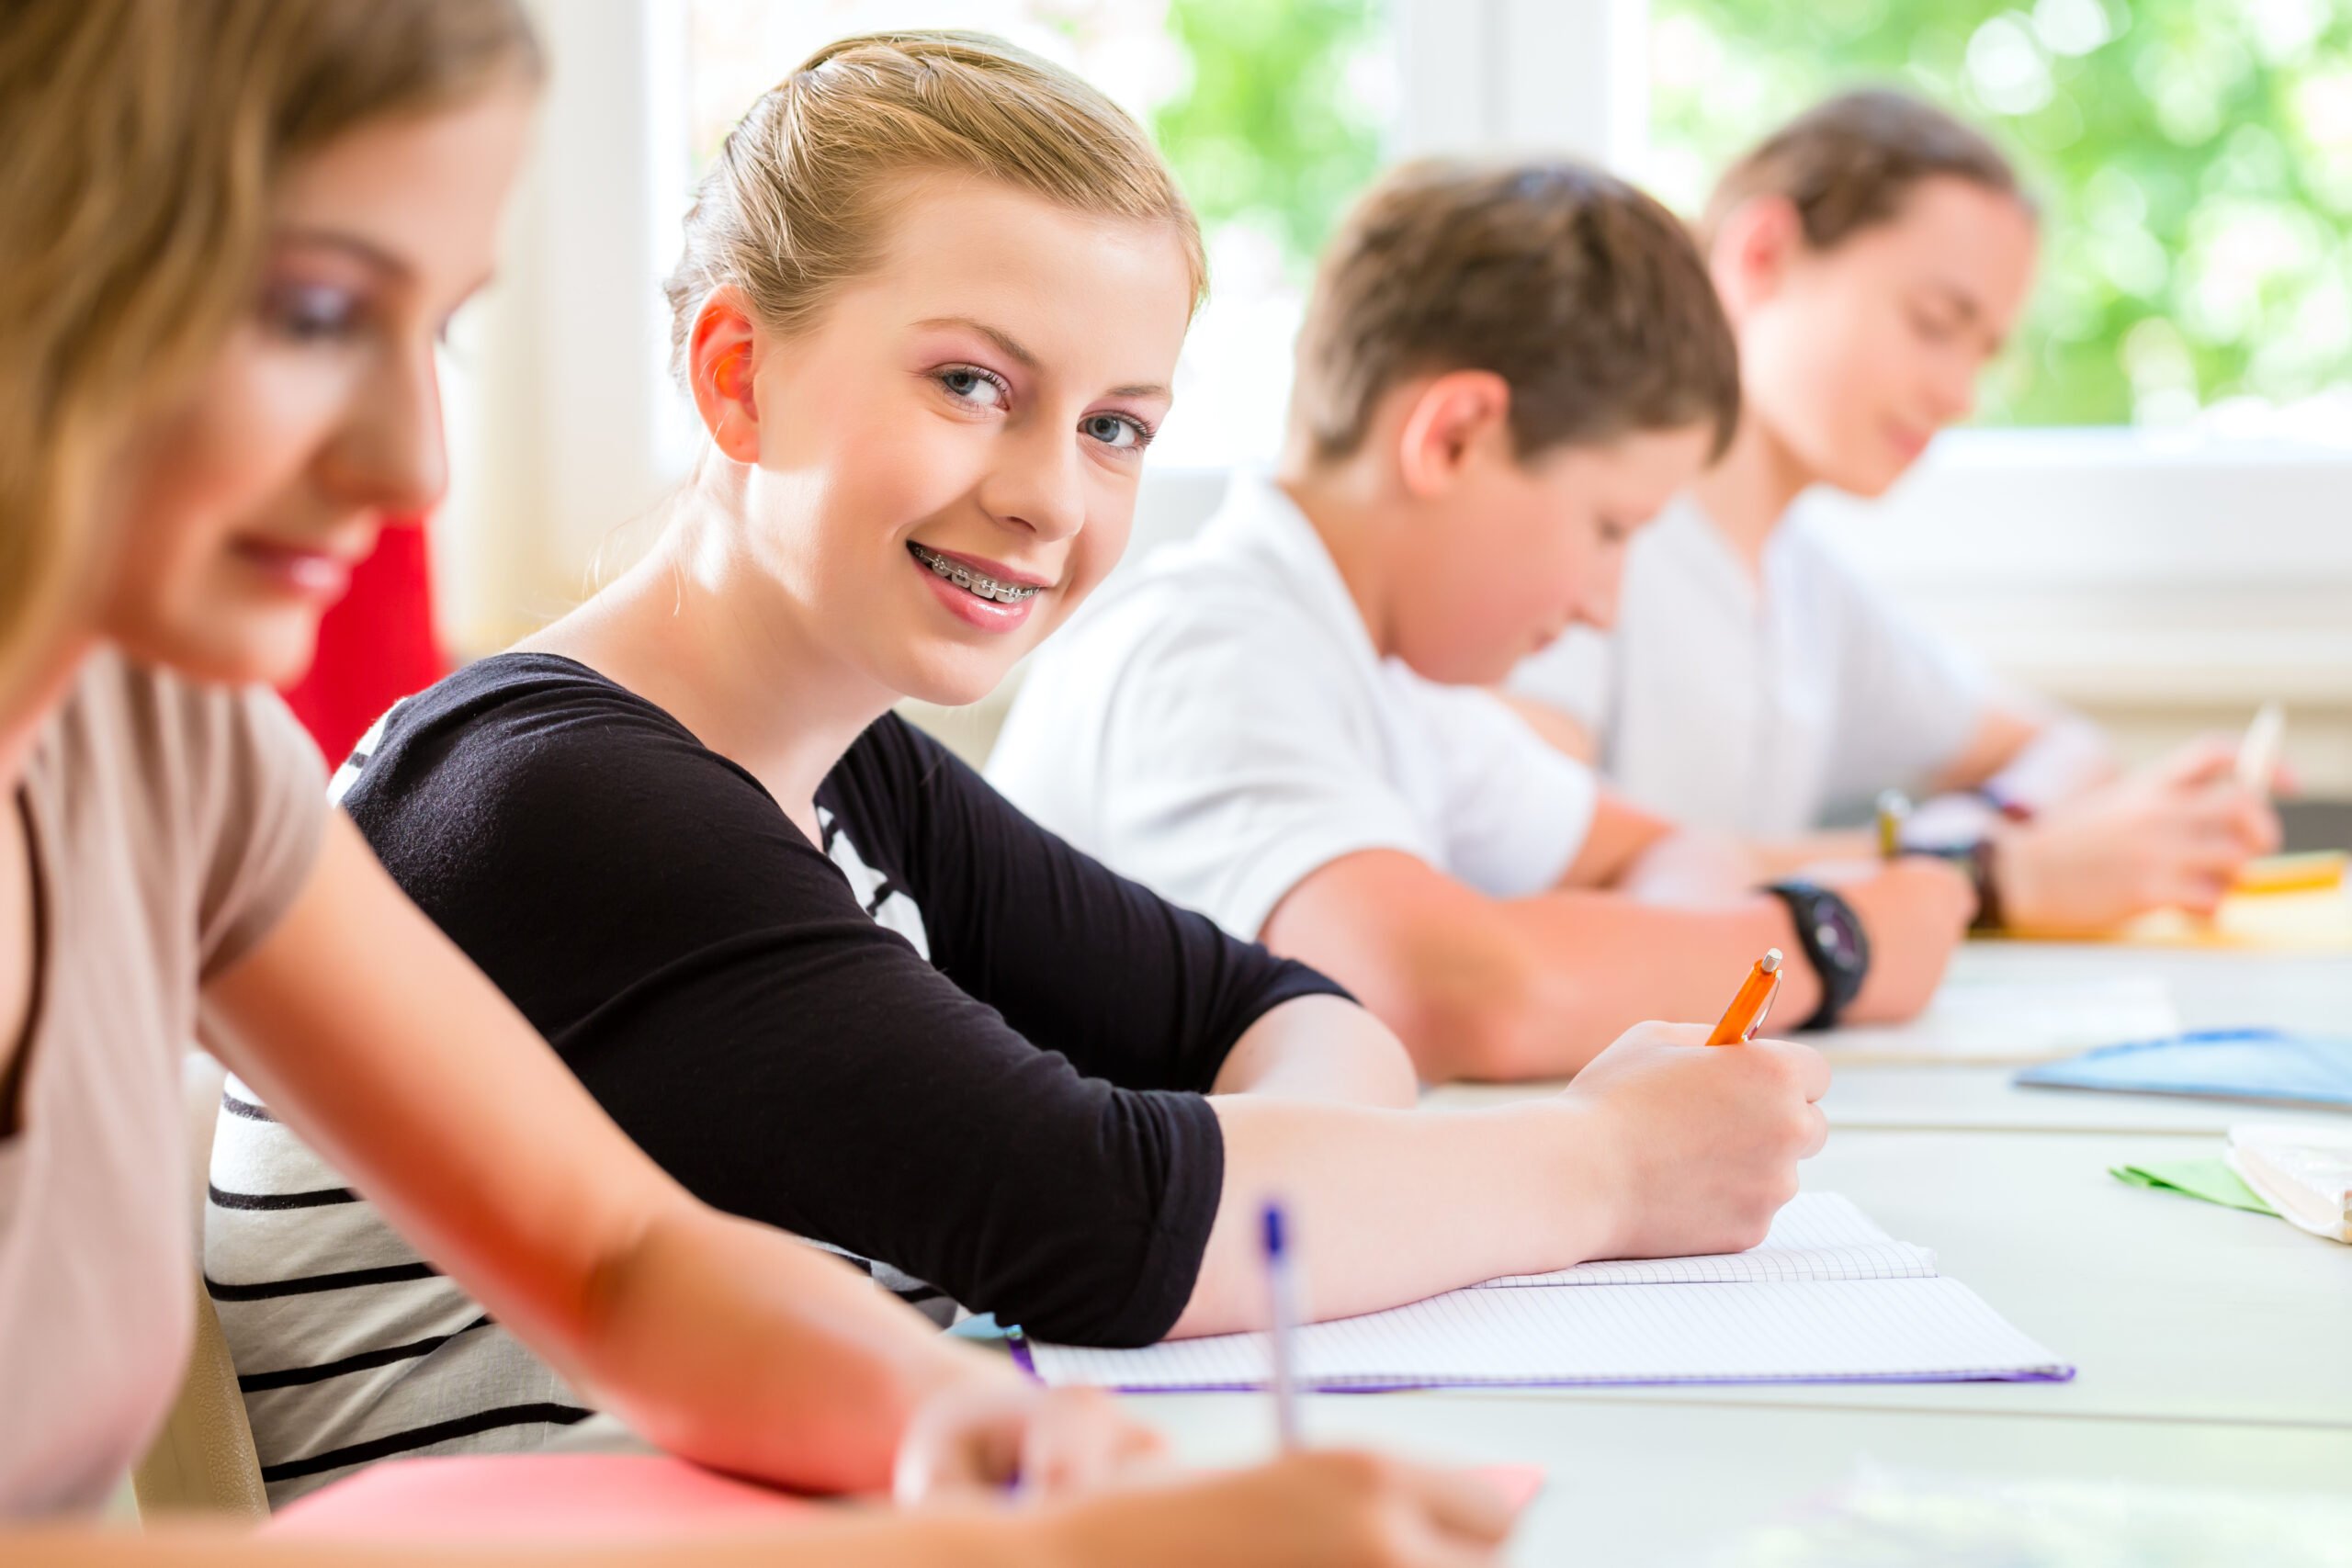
1478,1193,1936,1289
1026,1278,2070,1391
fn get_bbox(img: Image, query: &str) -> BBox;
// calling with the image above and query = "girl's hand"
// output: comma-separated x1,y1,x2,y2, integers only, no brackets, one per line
1560,1021,1829,1261
893,1381,1168,1503
1996,739,2280,931
1035,1450,1517,1568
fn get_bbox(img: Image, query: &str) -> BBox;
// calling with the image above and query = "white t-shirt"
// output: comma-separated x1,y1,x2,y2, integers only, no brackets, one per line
988,472,1597,941
1508,497,1987,839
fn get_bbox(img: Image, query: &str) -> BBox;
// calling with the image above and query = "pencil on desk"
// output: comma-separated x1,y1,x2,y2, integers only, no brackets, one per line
1708,948,1783,1045
2236,701,2284,795
1875,790,1910,861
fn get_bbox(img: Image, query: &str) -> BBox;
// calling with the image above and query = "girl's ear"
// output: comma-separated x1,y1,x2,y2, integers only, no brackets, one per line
1709,196,1804,322
687,288,762,464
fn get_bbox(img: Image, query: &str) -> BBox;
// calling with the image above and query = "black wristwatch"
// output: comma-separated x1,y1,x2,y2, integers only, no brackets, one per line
1763,881,1870,1032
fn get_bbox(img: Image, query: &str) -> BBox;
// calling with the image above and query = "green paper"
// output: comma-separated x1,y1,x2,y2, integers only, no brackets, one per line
2110,1157,2278,1216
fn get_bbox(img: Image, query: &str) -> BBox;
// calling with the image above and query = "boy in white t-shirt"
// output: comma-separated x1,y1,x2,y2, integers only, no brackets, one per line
990,160,1975,1082
1509,92,2278,930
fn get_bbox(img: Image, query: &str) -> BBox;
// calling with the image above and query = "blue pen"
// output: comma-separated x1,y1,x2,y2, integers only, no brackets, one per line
1261,1200,1302,1450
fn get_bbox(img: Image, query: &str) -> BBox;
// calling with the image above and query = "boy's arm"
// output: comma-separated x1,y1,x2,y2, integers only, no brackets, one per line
1555,789,1781,901
1261,847,1973,1082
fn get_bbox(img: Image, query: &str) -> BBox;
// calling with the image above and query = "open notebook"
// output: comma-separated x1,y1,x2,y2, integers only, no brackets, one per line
1020,1194,2070,1393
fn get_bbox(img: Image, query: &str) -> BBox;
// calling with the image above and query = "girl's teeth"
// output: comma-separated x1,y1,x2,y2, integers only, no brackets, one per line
914,545,1038,603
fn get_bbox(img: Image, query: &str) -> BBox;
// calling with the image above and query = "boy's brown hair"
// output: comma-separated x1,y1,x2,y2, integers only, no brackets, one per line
1702,89,2028,254
1290,159,1740,467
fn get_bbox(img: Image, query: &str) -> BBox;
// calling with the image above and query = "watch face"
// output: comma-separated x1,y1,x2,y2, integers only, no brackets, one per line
1811,903,1862,970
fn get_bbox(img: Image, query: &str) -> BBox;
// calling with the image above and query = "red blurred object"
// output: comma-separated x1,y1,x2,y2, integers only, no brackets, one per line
280,516,450,762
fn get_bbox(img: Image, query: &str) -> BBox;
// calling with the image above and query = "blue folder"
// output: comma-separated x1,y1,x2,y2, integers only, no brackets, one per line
2015,1029,2352,1109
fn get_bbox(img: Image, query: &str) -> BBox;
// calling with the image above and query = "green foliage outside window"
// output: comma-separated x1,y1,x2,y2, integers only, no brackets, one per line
1150,0,1389,276
1651,0,2352,427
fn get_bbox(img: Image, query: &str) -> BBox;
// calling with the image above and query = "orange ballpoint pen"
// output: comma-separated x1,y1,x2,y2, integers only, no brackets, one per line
1706,948,1783,1045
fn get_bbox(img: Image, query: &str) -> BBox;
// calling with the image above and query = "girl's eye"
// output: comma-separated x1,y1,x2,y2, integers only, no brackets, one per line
1081,412,1150,451
937,367,1008,410
262,282,367,344
1909,309,1959,344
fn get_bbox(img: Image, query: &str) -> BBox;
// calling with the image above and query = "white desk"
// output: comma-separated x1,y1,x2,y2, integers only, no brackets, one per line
1285,944,2349,1558
563,943,2348,1563
1120,1397,2352,1567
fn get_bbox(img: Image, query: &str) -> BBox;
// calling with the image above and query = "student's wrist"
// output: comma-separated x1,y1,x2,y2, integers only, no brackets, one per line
1760,882,1870,1031
917,1335,1026,1401
1980,827,2033,931
1529,1096,1634,1266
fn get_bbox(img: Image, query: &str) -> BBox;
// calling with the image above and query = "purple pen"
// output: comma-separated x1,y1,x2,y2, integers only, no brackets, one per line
1262,1200,1301,1450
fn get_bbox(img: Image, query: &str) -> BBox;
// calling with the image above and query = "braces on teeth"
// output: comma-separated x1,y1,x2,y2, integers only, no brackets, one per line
911,544,1040,604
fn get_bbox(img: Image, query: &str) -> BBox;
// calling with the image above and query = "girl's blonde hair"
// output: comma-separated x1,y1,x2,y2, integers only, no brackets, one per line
0,0,540,701
662,30,1207,385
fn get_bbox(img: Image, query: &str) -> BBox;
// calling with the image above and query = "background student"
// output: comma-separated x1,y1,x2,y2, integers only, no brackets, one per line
0,5,1508,1561
210,31,1830,1495
1506,91,2278,932
990,160,1975,1083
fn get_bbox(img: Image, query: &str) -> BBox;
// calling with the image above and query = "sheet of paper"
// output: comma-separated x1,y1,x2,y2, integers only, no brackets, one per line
2109,1156,2278,1216
2228,1122,2352,1242
1479,1192,1934,1288
1816,974,2177,1066
1025,1276,2070,1392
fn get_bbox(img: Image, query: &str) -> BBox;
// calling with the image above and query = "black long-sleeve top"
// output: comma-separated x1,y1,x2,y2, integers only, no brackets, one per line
334,653,1350,1346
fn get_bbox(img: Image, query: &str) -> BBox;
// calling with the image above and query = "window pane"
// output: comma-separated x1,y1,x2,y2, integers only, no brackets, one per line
1648,0,2352,432
683,0,1391,467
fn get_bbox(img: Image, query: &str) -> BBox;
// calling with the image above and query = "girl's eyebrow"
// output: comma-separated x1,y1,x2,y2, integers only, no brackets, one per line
274,226,496,309
915,314,1170,401
275,226,414,282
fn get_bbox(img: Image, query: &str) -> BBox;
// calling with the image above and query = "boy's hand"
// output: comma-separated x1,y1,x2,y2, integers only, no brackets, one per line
1996,739,2280,931
1562,1021,1828,1261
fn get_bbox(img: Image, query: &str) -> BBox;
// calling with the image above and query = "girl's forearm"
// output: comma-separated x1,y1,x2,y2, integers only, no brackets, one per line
574,1205,1011,1495
1171,1098,1616,1337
